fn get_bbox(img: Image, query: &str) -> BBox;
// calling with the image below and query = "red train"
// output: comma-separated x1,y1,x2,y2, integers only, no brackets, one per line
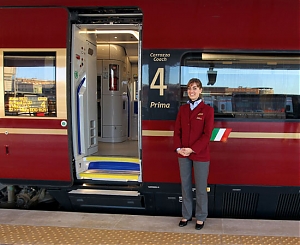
0,0,299,220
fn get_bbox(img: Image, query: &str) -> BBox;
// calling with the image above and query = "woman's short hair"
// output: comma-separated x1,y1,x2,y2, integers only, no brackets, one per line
187,78,203,89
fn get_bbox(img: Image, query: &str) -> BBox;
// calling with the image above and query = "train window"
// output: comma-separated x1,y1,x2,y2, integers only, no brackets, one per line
3,52,56,117
180,53,300,119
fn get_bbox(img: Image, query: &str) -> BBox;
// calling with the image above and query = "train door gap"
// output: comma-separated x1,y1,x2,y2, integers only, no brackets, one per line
70,9,143,183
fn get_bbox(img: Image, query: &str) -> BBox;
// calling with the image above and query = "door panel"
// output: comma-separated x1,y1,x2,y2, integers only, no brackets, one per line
0,8,68,48
71,25,98,159
0,8,71,186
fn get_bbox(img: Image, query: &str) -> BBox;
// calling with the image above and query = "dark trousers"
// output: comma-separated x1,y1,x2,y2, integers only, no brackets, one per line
178,158,210,221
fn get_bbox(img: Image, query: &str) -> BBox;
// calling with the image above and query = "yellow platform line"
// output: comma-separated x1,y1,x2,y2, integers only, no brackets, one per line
1,224,299,245
84,156,140,163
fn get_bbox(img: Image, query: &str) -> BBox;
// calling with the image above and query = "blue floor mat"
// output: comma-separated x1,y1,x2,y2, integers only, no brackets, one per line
88,161,140,171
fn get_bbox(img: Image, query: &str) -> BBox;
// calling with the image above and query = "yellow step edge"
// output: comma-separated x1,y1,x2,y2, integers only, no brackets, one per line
84,156,140,163
79,172,139,181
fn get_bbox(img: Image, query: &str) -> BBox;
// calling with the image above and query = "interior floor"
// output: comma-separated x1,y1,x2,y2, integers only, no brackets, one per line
93,140,139,158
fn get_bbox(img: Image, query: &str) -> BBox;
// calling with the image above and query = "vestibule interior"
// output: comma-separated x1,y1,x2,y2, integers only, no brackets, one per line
72,24,140,161
69,8,143,182
81,25,140,158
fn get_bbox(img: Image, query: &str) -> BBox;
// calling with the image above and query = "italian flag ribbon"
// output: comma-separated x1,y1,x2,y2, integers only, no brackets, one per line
210,128,232,142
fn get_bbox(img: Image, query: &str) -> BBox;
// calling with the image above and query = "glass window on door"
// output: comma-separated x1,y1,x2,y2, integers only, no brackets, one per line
3,51,56,117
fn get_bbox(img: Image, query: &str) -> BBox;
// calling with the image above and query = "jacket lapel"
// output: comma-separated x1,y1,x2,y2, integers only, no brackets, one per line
189,101,204,120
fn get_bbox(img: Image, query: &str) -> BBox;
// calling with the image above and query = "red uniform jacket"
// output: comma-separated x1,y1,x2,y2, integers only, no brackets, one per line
173,101,214,162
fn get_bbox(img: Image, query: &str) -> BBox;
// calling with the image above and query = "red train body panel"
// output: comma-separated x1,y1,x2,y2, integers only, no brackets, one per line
0,118,65,129
142,120,300,186
0,8,68,48
1,134,70,180
0,1,299,50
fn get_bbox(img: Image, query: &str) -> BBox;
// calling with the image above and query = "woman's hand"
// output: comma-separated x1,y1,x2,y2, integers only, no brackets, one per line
178,148,194,156
183,148,194,155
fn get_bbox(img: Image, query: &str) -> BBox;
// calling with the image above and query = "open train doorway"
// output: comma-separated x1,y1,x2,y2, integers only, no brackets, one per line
70,8,142,184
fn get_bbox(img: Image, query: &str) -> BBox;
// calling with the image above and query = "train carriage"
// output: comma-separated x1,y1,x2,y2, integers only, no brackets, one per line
0,0,299,220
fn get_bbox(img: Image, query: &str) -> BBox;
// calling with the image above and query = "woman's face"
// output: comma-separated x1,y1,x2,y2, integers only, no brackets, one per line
187,82,202,101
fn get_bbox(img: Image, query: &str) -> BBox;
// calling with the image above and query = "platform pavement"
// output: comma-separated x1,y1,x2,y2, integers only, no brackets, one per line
0,209,299,244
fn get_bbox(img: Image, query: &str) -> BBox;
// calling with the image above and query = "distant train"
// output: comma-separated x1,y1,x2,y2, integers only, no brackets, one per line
0,0,299,220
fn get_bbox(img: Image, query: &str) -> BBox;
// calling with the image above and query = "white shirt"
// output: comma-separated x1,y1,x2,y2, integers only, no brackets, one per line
187,99,202,110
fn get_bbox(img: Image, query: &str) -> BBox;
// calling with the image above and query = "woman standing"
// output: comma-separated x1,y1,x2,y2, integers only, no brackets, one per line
173,78,214,230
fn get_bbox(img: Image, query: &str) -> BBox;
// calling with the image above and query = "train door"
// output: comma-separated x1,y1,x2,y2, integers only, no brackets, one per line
71,24,99,169
70,11,142,184
0,8,72,188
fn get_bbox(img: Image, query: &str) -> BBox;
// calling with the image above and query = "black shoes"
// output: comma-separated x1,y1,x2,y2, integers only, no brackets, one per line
178,218,192,227
195,221,205,230
179,218,205,230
